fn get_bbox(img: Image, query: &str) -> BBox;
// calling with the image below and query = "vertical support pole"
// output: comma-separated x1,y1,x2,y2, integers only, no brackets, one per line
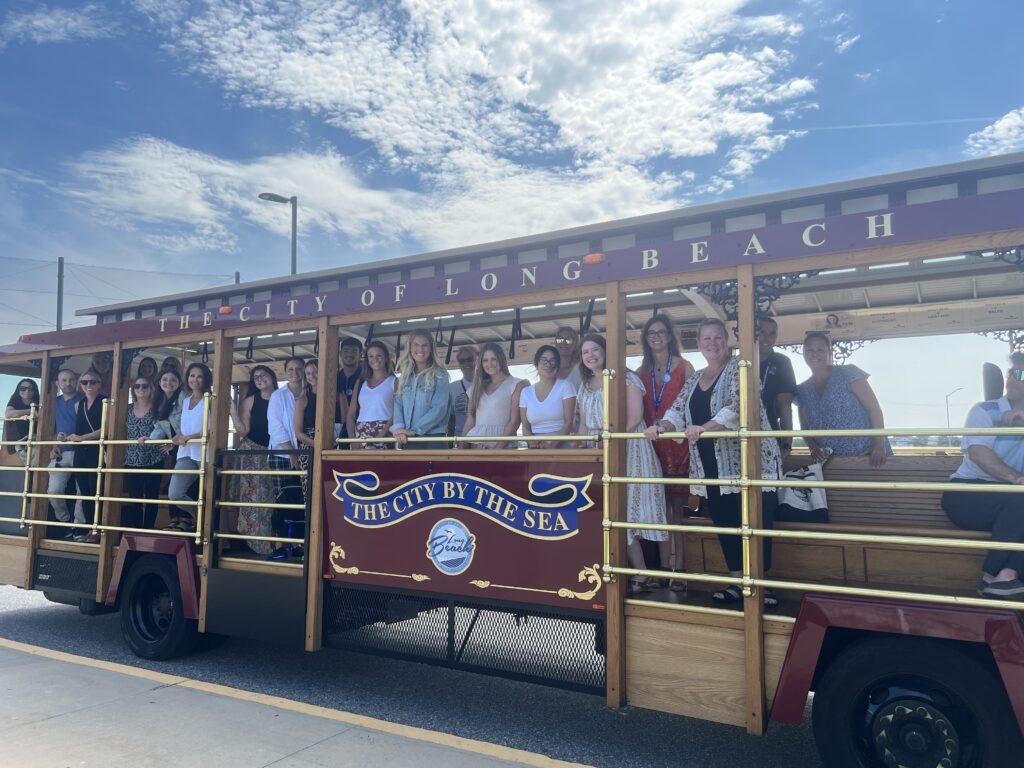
18,404,36,528
198,331,233,632
56,257,64,331
290,196,298,276
737,263,766,735
306,317,338,651
96,342,125,602
23,352,52,590
603,282,627,707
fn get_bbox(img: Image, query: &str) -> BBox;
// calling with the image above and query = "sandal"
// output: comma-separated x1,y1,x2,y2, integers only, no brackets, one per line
629,576,652,594
669,569,688,592
712,584,743,604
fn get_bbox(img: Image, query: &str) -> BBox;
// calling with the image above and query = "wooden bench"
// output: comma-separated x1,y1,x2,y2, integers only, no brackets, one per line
679,453,990,593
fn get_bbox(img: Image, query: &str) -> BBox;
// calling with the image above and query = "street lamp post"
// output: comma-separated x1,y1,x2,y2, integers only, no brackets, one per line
945,386,963,447
258,192,298,275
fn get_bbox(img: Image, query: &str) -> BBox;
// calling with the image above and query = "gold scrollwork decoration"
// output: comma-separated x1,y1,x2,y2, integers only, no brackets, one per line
470,580,492,589
557,564,603,600
328,542,430,581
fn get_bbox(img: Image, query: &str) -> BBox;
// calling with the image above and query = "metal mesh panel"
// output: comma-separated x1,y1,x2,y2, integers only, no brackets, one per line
323,585,604,693
33,551,98,595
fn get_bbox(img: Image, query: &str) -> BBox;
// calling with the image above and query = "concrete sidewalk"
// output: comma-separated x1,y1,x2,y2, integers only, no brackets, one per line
0,639,585,768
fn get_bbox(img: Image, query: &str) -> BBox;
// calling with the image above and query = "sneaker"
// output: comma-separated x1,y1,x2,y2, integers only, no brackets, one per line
980,578,1024,597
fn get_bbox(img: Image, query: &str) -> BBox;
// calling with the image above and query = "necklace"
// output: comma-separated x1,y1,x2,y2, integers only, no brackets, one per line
650,355,673,411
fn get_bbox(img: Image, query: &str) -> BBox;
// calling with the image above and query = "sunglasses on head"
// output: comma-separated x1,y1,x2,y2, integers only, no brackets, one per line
1010,369,1024,382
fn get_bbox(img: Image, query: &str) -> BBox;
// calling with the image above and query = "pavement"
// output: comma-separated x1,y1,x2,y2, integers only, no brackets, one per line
0,638,582,768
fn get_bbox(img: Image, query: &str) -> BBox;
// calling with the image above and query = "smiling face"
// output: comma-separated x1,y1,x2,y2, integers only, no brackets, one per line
481,350,501,377
253,368,275,392
132,377,153,403
802,335,832,371
138,358,157,379
535,349,559,381
187,366,206,394
285,359,304,385
581,339,605,373
757,320,778,357
17,380,35,404
304,361,318,387
56,370,78,397
340,343,361,369
457,349,477,379
410,334,433,371
159,371,180,397
698,323,730,366
366,346,386,374
645,320,670,356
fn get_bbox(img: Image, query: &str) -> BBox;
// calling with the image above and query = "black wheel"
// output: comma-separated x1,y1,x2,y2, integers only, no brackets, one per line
119,554,198,660
812,637,1022,768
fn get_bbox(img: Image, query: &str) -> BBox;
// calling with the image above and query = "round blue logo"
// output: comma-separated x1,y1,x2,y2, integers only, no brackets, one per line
426,518,476,575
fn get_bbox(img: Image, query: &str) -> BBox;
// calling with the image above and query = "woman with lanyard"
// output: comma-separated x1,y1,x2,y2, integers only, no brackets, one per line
66,370,105,543
637,314,695,588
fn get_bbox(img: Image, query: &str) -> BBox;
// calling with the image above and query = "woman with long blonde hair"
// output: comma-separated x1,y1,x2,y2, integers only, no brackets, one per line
391,329,452,449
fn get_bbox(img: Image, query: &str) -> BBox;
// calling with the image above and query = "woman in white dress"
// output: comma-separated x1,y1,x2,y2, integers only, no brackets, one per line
462,343,526,449
519,345,577,449
575,334,673,593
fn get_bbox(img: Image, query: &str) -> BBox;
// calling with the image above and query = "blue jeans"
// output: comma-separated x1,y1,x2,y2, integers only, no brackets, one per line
168,457,200,519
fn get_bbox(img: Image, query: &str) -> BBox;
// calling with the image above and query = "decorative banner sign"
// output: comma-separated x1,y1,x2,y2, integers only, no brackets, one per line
332,471,593,540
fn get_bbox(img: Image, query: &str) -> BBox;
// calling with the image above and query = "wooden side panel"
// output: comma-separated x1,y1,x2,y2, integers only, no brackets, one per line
626,616,748,727
864,546,983,588
0,539,27,586
764,630,790,709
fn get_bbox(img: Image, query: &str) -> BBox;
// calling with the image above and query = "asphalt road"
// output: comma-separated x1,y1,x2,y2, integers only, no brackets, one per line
0,586,822,768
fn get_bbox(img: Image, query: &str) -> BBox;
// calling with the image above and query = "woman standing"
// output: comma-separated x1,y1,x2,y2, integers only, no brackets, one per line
294,359,319,497
231,365,278,555
391,330,452,449
796,332,891,467
5,378,39,464
136,356,159,383
462,343,525,449
519,345,576,449
122,376,164,530
645,319,782,607
165,363,211,532
346,341,395,449
554,326,584,391
145,368,184,507
637,314,695,586
577,335,671,592
67,370,105,543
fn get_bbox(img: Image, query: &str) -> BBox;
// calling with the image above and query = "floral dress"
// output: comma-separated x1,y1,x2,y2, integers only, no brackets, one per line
794,365,893,457
578,371,668,544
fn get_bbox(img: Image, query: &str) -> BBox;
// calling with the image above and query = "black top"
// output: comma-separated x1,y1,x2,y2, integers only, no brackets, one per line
688,371,724,481
337,370,361,404
247,394,271,447
303,391,317,432
72,397,105,467
759,350,797,431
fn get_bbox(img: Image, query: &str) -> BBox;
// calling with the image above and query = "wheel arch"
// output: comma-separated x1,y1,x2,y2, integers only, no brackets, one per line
769,593,1024,734
104,534,200,619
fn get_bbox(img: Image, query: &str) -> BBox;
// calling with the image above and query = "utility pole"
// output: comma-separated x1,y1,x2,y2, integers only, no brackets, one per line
56,256,64,331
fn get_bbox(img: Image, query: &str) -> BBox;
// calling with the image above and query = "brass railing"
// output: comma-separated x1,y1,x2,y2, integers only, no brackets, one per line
599,362,1024,615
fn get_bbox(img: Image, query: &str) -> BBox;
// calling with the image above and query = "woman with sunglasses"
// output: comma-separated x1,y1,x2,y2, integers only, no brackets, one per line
231,365,279,554
67,370,106,543
122,376,164,529
4,378,39,465
519,345,576,449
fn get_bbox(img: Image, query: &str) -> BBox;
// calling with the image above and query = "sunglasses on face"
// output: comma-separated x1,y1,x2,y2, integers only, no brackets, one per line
555,337,574,345
457,358,475,365
646,330,668,338
1010,369,1024,382
537,357,558,367
18,386,33,391
80,380,100,386
133,383,151,390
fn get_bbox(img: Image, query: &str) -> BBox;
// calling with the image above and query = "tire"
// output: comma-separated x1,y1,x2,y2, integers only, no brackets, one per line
812,636,1022,768
119,554,198,660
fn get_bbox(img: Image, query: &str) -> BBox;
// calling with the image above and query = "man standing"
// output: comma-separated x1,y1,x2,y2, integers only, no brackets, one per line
49,368,84,539
267,357,305,554
449,345,477,437
336,337,363,449
757,318,798,457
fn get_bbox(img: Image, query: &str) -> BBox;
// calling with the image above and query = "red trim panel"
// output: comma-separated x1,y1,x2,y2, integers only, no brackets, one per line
770,593,1024,732
104,534,200,620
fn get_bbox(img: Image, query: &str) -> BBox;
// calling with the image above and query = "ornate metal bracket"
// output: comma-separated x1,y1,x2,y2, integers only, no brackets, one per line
830,338,875,364
976,329,1024,351
975,246,1024,272
696,271,820,325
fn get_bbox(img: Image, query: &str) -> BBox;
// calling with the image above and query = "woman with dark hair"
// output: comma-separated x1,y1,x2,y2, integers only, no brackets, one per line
5,378,39,464
462,342,525,448
164,362,211,532
577,334,671,592
294,359,319,497
231,364,278,554
638,313,695,584
122,375,163,529
391,329,452,449
159,356,180,377
136,356,159,382
646,318,783,606
67,370,106,543
519,345,576,449
347,341,396,449
796,331,891,466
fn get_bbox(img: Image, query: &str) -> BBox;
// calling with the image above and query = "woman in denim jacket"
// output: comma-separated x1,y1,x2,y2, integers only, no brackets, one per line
391,329,452,449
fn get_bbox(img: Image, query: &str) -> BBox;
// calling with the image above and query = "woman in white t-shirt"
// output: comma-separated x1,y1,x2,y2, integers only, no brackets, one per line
519,344,577,449
346,340,396,449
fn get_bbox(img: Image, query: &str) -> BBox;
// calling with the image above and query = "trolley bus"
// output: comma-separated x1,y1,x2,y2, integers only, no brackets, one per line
2,152,1024,767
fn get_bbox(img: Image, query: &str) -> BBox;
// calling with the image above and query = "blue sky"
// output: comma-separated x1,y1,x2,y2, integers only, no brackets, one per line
1,0,1023,425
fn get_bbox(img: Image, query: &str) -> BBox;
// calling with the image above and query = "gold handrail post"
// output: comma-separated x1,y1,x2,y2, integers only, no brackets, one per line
91,399,108,536
19,404,36,528
194,391,211,546
602,367,612,584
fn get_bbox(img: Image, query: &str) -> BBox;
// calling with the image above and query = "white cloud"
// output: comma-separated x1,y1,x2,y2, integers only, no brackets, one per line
833,33,860,54
964,107,1024,157
0,3,113,48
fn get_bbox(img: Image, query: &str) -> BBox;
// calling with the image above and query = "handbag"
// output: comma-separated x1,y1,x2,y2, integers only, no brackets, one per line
777,462,828,523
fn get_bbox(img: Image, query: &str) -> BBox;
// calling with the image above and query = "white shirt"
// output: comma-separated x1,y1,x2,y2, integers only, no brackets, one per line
953,397,1024,481
519,378,576,435
178,396,206,462
357,375,396,422
268,385,299,458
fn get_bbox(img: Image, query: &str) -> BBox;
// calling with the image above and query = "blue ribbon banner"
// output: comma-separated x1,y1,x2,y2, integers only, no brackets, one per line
332,471,593,540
